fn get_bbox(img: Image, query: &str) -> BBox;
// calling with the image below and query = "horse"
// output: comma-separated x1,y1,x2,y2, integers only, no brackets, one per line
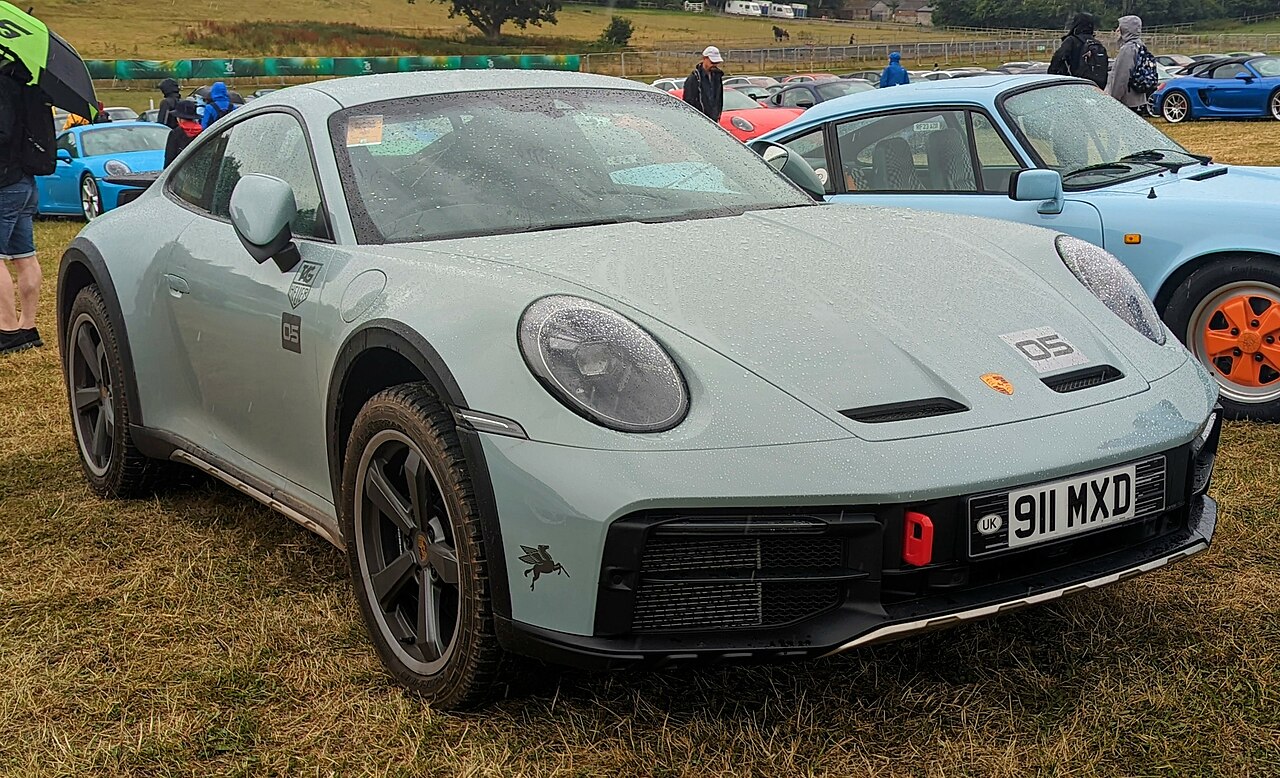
773,26,790,42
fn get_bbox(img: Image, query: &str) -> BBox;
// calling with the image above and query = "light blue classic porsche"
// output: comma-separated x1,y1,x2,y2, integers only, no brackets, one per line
58,71,1219,709
37,122,168,220
758,74,1280,420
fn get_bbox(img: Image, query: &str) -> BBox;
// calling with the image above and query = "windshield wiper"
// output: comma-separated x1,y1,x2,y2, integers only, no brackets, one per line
1061,161,1135,180
1118,148,1213,172
519,216,635,234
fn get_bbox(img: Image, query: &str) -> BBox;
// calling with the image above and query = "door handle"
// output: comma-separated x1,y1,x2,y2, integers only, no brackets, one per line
164,273,190,297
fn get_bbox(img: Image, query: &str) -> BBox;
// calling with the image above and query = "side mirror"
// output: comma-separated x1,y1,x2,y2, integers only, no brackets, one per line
1008,168,1064,215
749,140,826,200
229,173,301,272
56,149,72,163
796,99,815,109
1235,71,1255,81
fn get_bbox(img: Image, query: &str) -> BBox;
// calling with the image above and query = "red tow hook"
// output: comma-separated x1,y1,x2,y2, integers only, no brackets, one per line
903,511,934,567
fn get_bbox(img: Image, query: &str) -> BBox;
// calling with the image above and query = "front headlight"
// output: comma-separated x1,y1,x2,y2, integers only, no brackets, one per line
103,159,132,177
1055,235,1166,345
519,295,689,433
730,116,755,133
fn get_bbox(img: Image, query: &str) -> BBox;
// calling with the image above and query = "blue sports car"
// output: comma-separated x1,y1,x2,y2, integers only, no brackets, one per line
757,74,1280,420
1152,55,1280,123
38,122,169,221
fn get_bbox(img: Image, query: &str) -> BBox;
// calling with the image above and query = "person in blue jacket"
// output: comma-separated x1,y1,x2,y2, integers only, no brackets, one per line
879,51,910,87
201,81,237,129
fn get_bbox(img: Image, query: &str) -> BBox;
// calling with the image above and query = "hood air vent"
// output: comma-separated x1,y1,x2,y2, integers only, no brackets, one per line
1042,365,1123,393
841,398,968,424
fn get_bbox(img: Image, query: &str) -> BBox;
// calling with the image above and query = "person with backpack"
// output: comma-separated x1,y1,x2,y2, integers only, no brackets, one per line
164,100,202,167
200,81,237,130
0,60,55,355
1107,15,1156,113
1048,12,1109,89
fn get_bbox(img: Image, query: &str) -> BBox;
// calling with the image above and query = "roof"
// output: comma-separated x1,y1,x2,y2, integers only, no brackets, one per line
794,74,1079,125
287,70,653,108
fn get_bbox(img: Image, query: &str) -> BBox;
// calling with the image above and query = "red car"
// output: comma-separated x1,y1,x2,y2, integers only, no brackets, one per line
671,87,803,141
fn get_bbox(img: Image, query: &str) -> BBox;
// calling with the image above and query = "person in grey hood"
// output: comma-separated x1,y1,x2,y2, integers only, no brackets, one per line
156,78,181,129
1107,15,1147,111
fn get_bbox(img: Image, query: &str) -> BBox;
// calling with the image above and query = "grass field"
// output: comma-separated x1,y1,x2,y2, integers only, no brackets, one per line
1,121,1279,776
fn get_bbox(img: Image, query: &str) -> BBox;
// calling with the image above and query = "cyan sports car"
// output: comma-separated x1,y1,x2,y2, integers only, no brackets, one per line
58,71,1219,709
759,74,1280,420
1153,55,1280,123
37,122,168,220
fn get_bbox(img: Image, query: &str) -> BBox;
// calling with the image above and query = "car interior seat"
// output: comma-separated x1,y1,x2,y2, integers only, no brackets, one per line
925,128,977,191
871,137,924,190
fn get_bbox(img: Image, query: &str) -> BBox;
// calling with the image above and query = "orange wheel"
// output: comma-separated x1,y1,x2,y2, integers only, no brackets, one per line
1188,282,1280,405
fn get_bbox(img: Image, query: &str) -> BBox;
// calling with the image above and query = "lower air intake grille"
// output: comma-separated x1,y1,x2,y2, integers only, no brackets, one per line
630,535,846,633
1042,365,1123,393
841,398,968,424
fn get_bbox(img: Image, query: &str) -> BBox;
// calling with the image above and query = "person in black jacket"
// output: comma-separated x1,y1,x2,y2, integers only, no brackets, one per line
164,100,201,167
156,78,182,129
1049,12,1098,80
0,61,45,354
682,46,725,122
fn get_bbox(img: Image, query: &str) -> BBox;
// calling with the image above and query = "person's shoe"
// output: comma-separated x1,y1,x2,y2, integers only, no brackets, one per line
18,327,43,348
0,329,37,355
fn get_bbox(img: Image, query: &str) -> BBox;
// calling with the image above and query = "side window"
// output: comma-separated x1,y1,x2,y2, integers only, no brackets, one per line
56,133,77,158
209,113,328,239
780,89,810,108
168,134,224,211
780,127,833,193
970,112,1023,193
1211,63,1247,80
835,110,975,192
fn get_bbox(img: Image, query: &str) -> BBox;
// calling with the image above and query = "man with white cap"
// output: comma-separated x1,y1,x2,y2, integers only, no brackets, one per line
682,45,725,122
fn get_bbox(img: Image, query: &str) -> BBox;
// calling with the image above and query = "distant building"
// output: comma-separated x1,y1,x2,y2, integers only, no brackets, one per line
844,0,933,24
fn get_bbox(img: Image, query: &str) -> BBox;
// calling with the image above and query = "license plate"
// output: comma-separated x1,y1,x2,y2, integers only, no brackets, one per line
969,456,1166,557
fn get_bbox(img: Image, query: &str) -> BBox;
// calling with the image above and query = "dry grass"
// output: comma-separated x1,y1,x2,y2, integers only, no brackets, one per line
1,123,1279,777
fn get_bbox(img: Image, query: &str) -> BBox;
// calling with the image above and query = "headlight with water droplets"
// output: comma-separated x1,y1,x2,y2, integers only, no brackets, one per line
1055,235,1166,345
730,116,754,133
103,159,131,177
519,295,689,433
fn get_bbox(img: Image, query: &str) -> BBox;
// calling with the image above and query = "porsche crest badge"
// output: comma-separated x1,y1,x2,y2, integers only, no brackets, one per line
981,373,1014,395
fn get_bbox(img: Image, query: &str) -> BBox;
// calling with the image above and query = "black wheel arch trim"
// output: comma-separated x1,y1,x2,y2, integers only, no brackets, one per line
326,319,513,623
57,238,144,426
1154,250,1280,316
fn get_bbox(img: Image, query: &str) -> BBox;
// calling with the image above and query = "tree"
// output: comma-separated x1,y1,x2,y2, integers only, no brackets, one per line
599,16,634,47
433,0,562,42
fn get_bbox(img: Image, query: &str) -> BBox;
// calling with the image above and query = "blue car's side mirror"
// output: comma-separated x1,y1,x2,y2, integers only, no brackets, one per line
1009,168,1064,215
56,149,72,163
1235,71,1255,81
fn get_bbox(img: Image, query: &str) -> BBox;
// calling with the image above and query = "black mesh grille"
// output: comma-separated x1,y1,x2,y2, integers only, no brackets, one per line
841,398,967,424
1042,365,1123,393
630,534,847,633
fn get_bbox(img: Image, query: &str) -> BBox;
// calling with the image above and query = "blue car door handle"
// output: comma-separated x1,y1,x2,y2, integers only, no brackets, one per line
164,273,190,296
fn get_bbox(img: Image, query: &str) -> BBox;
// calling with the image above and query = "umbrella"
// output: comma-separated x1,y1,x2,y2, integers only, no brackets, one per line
0,2,97,119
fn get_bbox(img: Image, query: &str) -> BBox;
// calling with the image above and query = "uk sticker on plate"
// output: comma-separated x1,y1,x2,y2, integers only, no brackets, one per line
1000,326,1089,373
968,456,1166,557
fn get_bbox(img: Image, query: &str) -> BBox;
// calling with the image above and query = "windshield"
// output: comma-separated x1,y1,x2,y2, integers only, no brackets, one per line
79,125,170,157
331,88,811,244
816,81,872,100
722,89,762,110
1002,83,1188,186
1251,57,1280,77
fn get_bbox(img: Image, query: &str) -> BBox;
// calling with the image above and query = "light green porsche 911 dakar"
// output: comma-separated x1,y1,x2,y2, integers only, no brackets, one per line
58,71,1220,709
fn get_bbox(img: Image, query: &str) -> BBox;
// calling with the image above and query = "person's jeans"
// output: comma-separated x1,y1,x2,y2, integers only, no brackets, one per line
0,176,38,260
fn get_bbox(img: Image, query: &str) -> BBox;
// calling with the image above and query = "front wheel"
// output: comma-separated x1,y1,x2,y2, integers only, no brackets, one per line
1164,257,1280,421
80,175,102,221
1270,89,1280,121
340,383,501,710
1161,90,1191,123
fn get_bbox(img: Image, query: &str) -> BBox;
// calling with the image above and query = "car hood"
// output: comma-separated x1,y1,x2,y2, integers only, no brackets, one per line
86,149,165,173
421,206,1178,441
1096,163,1280,203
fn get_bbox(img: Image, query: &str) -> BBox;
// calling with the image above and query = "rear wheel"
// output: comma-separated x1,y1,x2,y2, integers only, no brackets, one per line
341,383,501,710
1161,90,1191,123
80,175,101,221
1164,257,1280,421
1270,89,1280,121
65,285,158,495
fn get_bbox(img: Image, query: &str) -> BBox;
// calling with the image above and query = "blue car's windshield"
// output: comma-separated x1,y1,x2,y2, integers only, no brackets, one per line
1002,83,1190,187
78,125,170,157
1251,57,1280,77
329,88,813,244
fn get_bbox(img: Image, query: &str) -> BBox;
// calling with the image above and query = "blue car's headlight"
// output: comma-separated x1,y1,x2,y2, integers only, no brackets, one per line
1055,235,1166,345
103,159,132,177
519,295,689,433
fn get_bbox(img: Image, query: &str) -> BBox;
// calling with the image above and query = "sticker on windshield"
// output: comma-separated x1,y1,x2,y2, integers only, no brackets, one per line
1000,327,1089,373
913,120,943,132
347,115,384,147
